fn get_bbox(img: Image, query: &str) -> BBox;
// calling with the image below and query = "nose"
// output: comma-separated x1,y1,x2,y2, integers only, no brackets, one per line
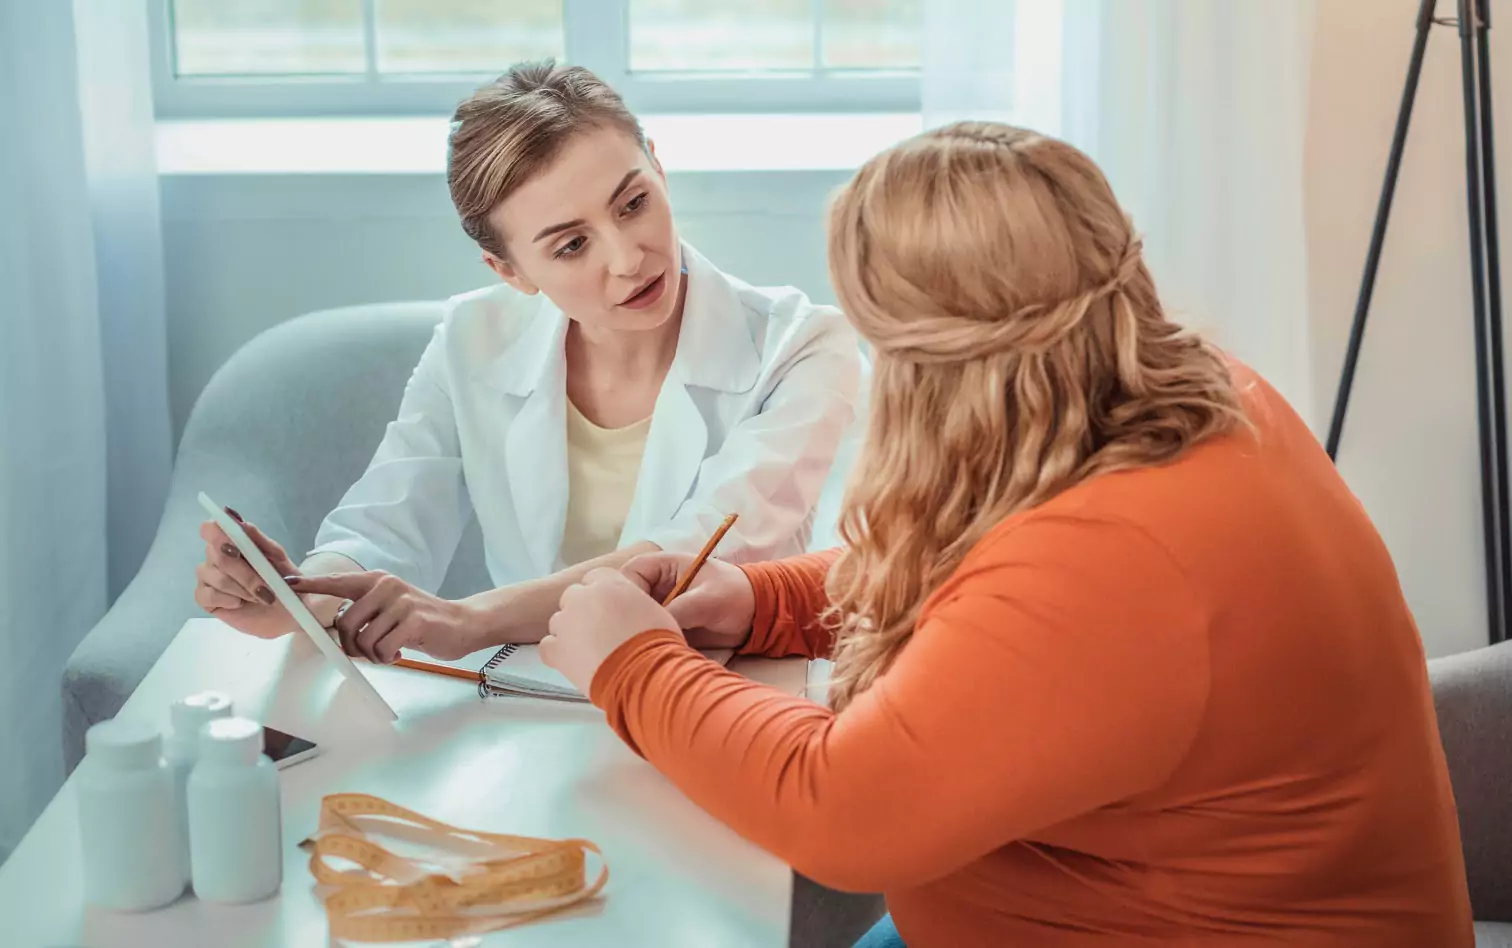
605,231,645,279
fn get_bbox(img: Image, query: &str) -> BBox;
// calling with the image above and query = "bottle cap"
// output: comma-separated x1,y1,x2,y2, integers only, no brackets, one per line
198,717,264,766
170,691,233,740
84,719,163,771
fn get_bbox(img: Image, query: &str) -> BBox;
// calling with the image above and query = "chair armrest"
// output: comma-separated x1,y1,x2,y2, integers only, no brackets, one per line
61,449,302,773
1429,640,1512,922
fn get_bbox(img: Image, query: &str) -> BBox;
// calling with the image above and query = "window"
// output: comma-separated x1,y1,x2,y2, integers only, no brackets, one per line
150,0,923,119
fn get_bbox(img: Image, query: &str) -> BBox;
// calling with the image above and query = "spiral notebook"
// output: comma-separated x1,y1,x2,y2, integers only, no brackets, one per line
406,643,736,702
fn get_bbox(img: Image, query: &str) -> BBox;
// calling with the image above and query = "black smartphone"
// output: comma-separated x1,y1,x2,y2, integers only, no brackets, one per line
262,725,320,770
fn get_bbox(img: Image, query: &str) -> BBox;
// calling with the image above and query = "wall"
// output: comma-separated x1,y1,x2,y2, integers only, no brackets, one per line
1306,0,1508,658
160,169,847,440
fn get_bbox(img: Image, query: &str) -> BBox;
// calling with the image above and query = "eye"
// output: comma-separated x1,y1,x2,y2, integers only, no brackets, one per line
554,235,587,259
623,192,649,215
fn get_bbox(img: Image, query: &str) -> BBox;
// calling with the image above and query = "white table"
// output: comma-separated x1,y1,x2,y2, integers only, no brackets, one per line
0,619,808,947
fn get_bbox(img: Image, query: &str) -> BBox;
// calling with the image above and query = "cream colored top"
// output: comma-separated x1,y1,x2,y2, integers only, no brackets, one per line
559,400,653,565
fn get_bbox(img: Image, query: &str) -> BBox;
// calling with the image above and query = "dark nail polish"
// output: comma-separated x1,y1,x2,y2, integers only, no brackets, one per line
283,575,302,586
256,586,275,605
225,507,245,524
221,543,240,558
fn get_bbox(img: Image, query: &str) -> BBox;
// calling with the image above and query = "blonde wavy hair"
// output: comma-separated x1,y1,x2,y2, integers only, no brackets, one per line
824,122,1247,712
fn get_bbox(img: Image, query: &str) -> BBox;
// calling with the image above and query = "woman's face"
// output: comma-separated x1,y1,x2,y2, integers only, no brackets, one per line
484,126,682,333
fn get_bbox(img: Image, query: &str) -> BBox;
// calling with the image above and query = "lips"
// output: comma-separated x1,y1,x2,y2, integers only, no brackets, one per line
619,272,667,309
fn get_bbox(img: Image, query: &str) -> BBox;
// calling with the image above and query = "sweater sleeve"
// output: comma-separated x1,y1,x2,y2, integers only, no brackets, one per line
589,516,1210,893
737,548,841,659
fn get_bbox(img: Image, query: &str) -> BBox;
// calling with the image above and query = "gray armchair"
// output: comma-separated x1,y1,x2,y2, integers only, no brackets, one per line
62,302,487,771
1429,640,1512,946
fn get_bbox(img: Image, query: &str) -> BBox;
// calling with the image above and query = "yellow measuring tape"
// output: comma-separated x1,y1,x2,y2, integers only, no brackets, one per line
300,792,608,943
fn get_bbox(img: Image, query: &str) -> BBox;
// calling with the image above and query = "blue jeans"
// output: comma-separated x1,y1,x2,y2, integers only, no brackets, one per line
853,913,907,948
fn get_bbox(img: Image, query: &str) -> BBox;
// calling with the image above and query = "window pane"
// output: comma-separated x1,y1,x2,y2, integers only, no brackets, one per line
172,0,365,76
375,0,563,74
823,0,921,70
630,0,813,73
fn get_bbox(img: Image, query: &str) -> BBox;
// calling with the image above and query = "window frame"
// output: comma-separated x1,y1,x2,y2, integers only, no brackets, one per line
148,0,922,119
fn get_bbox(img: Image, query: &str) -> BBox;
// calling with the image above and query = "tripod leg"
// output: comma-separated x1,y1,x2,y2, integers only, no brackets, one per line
1460,0,1508,645
1474,0,1511,644
1326,0,1438,459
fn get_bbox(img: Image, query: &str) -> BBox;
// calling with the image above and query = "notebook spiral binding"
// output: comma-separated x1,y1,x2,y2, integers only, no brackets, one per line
476,643,519,699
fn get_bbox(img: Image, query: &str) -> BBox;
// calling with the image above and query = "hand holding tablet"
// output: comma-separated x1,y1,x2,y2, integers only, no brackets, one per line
197,492,398,721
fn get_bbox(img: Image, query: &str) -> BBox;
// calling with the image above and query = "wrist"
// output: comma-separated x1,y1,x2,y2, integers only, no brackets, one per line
458,587,519,647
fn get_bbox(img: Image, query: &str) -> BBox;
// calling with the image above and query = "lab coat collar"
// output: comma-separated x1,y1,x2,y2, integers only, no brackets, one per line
480,243,761,398
484,295,568,398
673,245,762,394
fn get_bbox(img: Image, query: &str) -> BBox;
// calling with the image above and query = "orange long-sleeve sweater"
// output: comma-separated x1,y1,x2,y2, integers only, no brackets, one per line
590,367,1473,947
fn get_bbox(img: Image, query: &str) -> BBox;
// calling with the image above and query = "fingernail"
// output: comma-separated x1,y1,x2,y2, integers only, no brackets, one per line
225,507,245,524
256,586,275,604
284,576,302,586
221,543,240,558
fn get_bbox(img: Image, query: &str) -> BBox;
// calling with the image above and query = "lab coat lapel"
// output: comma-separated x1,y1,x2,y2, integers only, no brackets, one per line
619,247,756,544
620,366,708,544
500,305,570,576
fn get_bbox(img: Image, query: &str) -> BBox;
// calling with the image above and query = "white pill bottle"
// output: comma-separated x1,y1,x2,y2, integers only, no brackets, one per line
187,717,283,903
165,690,234,879
75,718,188,911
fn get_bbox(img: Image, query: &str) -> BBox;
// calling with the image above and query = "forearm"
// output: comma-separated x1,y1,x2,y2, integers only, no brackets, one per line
739,548,841,658
468,541,661,644
296,551,365,627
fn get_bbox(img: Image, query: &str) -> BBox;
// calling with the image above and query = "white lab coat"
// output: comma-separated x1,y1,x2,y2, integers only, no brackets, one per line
309,245,862,592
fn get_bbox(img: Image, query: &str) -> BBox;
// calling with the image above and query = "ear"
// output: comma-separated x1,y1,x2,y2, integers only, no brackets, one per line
646,138,666,183
482,251,539,296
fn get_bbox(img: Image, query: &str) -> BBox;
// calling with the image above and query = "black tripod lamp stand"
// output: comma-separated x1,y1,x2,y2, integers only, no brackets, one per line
1326,0,1510,646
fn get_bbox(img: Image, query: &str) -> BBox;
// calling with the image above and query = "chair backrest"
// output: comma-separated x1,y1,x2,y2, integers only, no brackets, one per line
182,303,867,594
178,302,490,598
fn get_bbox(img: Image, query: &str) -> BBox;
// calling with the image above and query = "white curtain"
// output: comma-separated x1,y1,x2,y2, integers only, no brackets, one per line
923,0,1319,426
0,0,171,861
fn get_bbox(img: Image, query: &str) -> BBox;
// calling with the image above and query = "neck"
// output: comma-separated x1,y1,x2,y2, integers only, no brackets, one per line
567,269,688,379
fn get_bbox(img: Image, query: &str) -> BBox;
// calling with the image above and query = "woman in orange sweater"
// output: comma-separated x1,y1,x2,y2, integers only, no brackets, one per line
540,123,1474,947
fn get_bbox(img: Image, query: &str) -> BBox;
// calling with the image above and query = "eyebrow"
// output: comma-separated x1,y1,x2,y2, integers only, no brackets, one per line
531,169,644,243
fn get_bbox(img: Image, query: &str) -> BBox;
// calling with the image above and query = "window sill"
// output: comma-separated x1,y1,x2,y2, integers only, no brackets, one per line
154,113,924,176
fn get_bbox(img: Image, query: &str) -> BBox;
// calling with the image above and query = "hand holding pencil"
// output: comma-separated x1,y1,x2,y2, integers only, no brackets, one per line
387,515,742,686
537,515,747,697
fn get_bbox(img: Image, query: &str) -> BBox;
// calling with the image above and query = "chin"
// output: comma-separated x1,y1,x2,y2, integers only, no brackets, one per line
614,303,676,333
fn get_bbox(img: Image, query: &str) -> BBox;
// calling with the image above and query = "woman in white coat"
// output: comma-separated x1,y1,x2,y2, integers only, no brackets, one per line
193,61,860,664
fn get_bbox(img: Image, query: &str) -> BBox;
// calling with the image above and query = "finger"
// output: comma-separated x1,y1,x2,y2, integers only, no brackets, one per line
611,563,656,595
204,541,264,602
665,590,715,629
333,590,393,652
195,583,243,613
238,520,298,577
286,571,385,601
200,520,230,547
622,553,690,599
557,579,589,612
369,619,407,665
196,561,256,604
332,600,360,656
539,633,559,668
582,566,626,588
354,610,402,664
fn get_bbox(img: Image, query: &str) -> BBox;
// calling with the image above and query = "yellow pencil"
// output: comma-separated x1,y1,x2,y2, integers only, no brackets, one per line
661,513,739,606
390,657,483,683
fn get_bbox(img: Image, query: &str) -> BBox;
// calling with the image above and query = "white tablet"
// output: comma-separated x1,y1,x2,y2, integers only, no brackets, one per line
198,492,398,721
